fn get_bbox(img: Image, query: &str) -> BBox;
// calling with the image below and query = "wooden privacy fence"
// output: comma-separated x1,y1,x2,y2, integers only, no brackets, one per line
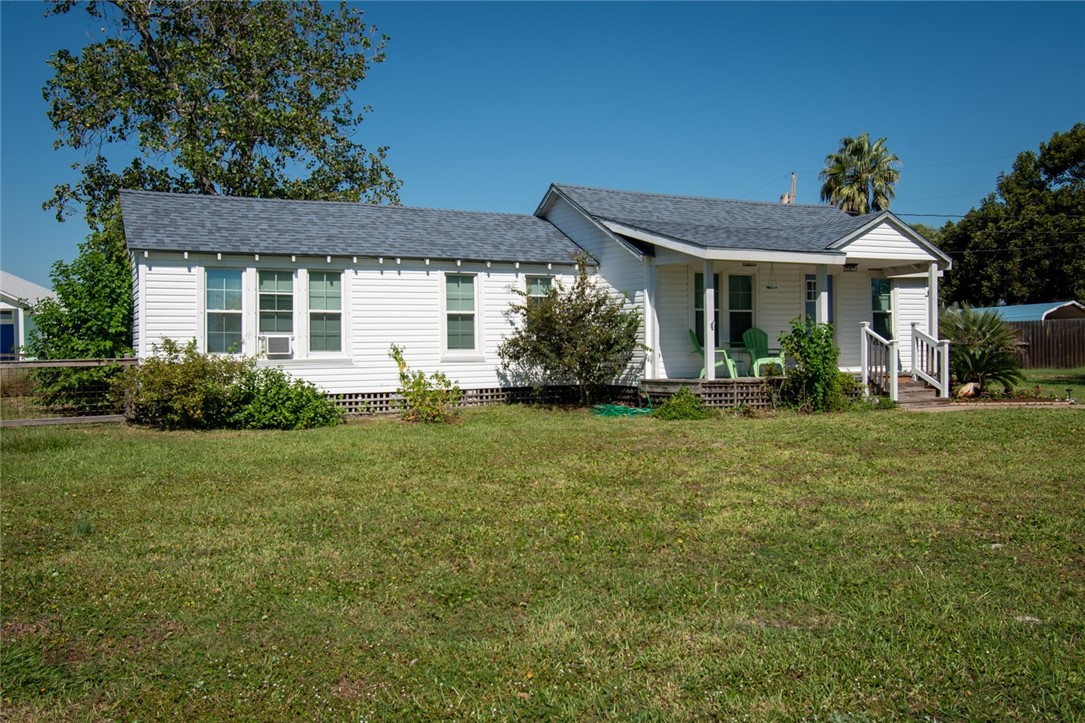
1011,320,1085,369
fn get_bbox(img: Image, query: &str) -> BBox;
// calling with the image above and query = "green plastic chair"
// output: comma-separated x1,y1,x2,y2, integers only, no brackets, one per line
742,327,785,376
689,329,738,379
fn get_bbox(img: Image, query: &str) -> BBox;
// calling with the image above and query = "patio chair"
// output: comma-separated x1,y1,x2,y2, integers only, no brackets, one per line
742,327,786,376
689,329,738,379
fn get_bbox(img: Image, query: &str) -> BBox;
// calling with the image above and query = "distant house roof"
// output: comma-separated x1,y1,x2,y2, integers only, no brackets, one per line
119,190,584,265
0,270,56,307
972,301,1085,322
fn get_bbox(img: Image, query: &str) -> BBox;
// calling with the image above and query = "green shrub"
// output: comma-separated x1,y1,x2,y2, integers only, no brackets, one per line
114,339,250,429
114,339,342,430
778,318,850,413
390,344,463,423
229,366,343,430
651,386,714,420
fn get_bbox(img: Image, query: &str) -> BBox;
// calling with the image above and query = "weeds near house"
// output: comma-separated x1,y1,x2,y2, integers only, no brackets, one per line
389,344,462,422
650,386,714,420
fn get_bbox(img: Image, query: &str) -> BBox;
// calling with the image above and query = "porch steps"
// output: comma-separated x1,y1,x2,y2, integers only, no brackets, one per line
894,377,950,409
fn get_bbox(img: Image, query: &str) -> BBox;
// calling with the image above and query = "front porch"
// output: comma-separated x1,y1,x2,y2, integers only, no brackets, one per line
638,255,952,402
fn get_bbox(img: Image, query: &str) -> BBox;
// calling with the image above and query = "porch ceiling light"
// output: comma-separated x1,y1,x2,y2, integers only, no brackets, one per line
843,263,859,272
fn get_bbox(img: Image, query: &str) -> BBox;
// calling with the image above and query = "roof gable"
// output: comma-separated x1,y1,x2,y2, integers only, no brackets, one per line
119,190,583,265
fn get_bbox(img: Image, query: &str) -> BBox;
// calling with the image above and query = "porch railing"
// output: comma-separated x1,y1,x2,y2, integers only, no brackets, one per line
910,323,951,398
860,322,898,401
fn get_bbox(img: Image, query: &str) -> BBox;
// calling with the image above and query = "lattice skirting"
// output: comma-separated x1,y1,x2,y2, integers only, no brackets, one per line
640,379,784,410
330,384,641,416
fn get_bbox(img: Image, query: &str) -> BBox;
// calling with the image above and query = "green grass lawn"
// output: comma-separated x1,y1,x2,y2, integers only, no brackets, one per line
1021,367,1085,401
3,406,1083,720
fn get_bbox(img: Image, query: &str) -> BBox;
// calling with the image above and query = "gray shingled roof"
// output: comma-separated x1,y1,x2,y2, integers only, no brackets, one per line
119,190,584,264
549,184,874,253
0,270,56,305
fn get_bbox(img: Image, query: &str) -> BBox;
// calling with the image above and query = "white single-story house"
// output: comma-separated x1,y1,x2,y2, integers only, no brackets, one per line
119,184,953,401
0,270,56,359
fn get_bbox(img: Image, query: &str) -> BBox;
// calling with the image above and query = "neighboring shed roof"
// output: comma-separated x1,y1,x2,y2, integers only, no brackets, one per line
119,190,584,265
544,184,875,253
0,270,56,307
973,301,1085,322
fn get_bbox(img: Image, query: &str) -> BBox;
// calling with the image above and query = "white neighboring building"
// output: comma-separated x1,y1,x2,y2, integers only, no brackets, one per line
0,270,56,359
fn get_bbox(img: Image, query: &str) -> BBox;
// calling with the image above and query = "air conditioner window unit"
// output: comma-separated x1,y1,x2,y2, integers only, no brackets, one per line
262,335,292,356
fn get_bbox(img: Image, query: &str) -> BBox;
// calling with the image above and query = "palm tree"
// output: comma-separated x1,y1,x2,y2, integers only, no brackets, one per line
819,133,901,215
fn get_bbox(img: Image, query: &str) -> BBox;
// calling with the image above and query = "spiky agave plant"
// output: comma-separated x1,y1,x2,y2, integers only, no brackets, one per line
940,304,1024,392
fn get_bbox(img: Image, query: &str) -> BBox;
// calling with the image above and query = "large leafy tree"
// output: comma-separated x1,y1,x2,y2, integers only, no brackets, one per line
819,133,901,215
34,0,400,362
939,124,1085,306
46,0,400,227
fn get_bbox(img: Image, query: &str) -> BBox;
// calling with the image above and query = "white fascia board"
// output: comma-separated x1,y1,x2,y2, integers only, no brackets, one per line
601,221,847,266
1044,300,1085,319
831,212,953,268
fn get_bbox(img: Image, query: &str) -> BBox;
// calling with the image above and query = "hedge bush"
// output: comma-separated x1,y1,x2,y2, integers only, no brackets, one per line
113,339,342,430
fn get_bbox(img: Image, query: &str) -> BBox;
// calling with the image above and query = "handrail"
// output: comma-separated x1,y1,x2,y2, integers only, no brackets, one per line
860,322,899,401
910,323,950,398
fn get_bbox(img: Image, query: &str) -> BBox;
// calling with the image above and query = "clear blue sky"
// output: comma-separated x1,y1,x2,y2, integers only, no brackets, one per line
2,1,1083,287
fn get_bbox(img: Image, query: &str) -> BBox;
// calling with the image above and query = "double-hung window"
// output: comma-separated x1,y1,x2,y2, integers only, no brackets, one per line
206,269,243,353
526,275,552,306
728,274,753,345
693,272,721,347
258,271,294,334
309,271,342,353
871,279,892,339
445,274,476,351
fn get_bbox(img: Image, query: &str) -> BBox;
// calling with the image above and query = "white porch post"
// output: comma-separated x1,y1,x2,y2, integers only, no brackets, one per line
815,264,829,324
643,257,657,379
928,262,940,339
860,321,870,397
703,260,716,380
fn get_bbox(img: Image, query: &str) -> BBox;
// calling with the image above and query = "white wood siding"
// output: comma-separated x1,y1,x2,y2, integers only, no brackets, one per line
142,260,198,355
136,254,572,394
655,265,694,378
543,196,646,382
894,278,930,371
131,257,141,355
842,222,937,262
834,271,869,369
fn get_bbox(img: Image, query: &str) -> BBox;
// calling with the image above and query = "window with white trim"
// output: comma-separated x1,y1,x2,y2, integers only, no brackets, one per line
309,270,342,353
445,274,476,351
728,274,753,345
206,269,243,353
526,275,552,305
258,270,294,334
871,279,892,339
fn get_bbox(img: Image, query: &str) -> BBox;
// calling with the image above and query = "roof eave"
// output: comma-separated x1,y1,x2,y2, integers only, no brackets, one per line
602,220,848,265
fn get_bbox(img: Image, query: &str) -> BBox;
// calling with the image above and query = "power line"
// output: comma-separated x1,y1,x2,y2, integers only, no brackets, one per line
946,242,1085,255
